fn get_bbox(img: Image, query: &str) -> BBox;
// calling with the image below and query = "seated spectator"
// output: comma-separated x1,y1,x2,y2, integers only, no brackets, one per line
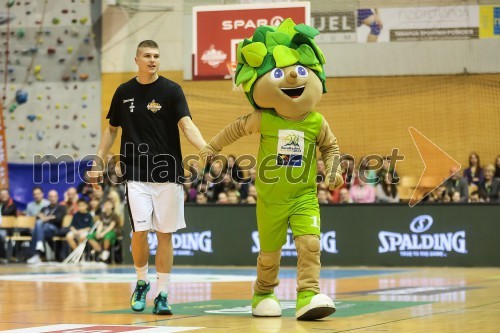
216,192,229,204
225,154,244,183
27,190,66,264
376,173,400,203
338,188,352,203
214,173,237,201
195,192,208,204
25,186,49,216
245,195,257,204
463,152,484,186
425,186,447,203
495,155,500,179
444,166,468,202
469,190,480,203
89,197,102,217
317,188,330,204
61,187,79,215
227,189,240,204
349,173,375,203
0,189,17,216
340,155,355,188
107,190,124,223
77,172,95,201
65,199,94,252
377,155,400,185
359,157,377,186
103,173,125,202
450,191,461,203
478,164,500,202
88,199,119,262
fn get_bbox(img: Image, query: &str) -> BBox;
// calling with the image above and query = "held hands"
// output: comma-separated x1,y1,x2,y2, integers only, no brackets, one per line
327,173,344,191
198,142,219,165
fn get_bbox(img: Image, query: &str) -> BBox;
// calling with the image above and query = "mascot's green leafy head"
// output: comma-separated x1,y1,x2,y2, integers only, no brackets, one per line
234,18,326,109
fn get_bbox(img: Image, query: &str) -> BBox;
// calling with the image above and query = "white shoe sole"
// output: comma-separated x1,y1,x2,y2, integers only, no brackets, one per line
252,298,282,317
296,294,336,321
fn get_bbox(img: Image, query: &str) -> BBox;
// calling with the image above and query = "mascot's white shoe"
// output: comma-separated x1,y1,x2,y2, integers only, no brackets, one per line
295,291,336,320
252,293,282,317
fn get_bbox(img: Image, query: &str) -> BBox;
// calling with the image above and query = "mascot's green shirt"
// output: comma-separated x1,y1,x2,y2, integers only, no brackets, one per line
256,109,322,204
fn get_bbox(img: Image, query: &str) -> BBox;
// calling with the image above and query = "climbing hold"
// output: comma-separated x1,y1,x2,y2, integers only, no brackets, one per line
36,114,42,120
7,0,15,7
52,17,60,25
59,58,65,64
73,114,78,120
9,103,17,113
34,65,41,74
79,73,89,81
82,104,87,109
55,141,60,149
37,94,42,100
62,75,70,82
8,67,14,74
67,46,73,54
10,115,15,120
15,90,28,104
90,132,97,138
55,124,60,129
57,37,63,44
47,47,56,55
16,28,25,38
71,19,77,24
62,9,69,14
81,122,87,128
63,124,69,130
55,103,60,109
18,124,26,131
82,95,87,100
79,17,88,25
63,104,69,109
27,114,36,122
36,130,44,140
77,55,85,62
87,55,94,61
72,143,80,150
36,75,44,81
70,28,78,37
19,153,26,160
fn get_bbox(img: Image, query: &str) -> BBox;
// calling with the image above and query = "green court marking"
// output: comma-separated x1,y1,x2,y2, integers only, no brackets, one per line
97,299,431,318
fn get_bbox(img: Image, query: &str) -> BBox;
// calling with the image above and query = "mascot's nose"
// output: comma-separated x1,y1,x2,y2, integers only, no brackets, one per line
286,70,298,84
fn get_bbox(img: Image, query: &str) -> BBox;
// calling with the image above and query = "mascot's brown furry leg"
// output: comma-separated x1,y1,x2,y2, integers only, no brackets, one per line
252,249,282,317
295,234,336,320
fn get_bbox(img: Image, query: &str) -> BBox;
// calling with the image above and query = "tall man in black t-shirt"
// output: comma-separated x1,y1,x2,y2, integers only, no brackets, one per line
90,40,206,315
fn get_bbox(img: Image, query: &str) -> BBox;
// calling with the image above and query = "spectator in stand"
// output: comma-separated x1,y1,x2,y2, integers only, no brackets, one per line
61,187,79,215
0,189,17,216
225,154,244,183
426,186,447,203
450,191,461,203
444,166,468,203
469,190,480,203
341,155,355,188
195,192,208,204
216,192,229,204
359,157,377,186
377,155,400,185
89,197,102,217
317,188,330,204
248,184,257,200
227,189,240,204
339,188,352,203
350,173,375,203
27,190,66,264
88,199,120,262
376,172,400,203
77,173,94,201
247,168,257,185
245,195,256,204
494,155,500,180
107,190,124,223
65,199,94,252
25,186,49,216
214,173,237,202
463,152,484,186
104,173,125,202
478,164,500,202
316,159,326,183
442,193,451,203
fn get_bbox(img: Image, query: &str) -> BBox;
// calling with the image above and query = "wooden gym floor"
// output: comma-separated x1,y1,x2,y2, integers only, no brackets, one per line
0,265,499,332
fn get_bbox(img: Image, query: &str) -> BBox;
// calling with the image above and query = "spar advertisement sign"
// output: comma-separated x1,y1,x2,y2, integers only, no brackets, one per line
192,2,310,80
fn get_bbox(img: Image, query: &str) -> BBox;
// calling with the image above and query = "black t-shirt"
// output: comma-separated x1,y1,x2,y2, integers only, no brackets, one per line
107,76,191,183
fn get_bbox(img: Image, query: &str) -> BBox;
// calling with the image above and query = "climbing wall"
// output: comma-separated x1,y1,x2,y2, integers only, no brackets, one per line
0,0,101,163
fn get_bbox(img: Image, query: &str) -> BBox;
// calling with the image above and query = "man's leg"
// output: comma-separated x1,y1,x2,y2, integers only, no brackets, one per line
155,231,173,293
27,220,44,263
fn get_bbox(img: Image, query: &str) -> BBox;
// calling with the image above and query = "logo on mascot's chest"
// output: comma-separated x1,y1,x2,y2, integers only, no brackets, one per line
147,99,162,113
276,130,304,167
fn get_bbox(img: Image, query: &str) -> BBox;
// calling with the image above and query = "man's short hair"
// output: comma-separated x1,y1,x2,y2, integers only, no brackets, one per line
77,198,89,205
32,186,43,193
137,40,159,50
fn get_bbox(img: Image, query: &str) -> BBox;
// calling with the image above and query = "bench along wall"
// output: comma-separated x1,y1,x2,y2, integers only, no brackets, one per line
122,204,500,267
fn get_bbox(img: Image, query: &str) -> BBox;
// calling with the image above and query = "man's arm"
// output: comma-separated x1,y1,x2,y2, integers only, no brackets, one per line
89,125,119,190
178,116,207,151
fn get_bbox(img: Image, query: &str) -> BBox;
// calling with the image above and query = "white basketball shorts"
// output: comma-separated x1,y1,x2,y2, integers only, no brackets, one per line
125,181,186,233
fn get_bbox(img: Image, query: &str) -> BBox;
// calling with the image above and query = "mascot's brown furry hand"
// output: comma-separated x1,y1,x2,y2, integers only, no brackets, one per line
199,18,341,321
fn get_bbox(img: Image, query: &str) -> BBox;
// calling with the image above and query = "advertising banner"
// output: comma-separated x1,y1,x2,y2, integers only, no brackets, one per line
122,204,500,267
357,6,479,43
479,5,500,38
311,11,357,43
192,2,309,80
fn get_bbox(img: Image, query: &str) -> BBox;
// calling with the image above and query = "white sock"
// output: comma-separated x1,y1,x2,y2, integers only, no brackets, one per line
135,264,149,283
36,241,45,252
157,272,171,294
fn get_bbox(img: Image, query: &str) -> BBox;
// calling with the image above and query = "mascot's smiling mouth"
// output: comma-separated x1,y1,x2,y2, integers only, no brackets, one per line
280,85,305,99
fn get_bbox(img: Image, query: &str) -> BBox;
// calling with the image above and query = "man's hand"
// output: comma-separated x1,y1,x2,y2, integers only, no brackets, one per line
88,160,104,191
199,143,219,166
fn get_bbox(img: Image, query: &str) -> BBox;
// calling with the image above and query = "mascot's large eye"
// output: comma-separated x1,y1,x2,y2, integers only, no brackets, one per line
296,65,308,78
270,68,284,81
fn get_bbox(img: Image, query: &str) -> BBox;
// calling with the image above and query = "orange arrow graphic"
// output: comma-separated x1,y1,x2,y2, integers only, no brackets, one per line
408,127,461,207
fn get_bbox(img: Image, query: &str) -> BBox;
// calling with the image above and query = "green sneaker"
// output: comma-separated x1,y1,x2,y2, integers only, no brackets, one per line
153,291,173,315
252,293,282,317
130,280,150,312
296,291,336,321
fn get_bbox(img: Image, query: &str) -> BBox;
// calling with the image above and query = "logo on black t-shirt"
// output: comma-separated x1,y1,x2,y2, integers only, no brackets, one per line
147,99,162,113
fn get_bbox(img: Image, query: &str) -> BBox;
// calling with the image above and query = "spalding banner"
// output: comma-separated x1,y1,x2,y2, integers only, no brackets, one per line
192,2,310,79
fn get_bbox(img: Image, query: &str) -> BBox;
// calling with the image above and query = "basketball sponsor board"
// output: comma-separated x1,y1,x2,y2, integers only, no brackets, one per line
192,2,309,80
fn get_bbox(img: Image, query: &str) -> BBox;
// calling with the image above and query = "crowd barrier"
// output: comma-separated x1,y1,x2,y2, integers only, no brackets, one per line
122,204,500,267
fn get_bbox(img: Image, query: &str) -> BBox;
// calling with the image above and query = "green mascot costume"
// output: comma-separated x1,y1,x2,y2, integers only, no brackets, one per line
199,18,344,320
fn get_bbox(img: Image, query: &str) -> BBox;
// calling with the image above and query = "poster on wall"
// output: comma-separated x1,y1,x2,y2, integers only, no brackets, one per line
479,5,500,38
357,6,479,43
311,11,357,43
192,2,309,80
